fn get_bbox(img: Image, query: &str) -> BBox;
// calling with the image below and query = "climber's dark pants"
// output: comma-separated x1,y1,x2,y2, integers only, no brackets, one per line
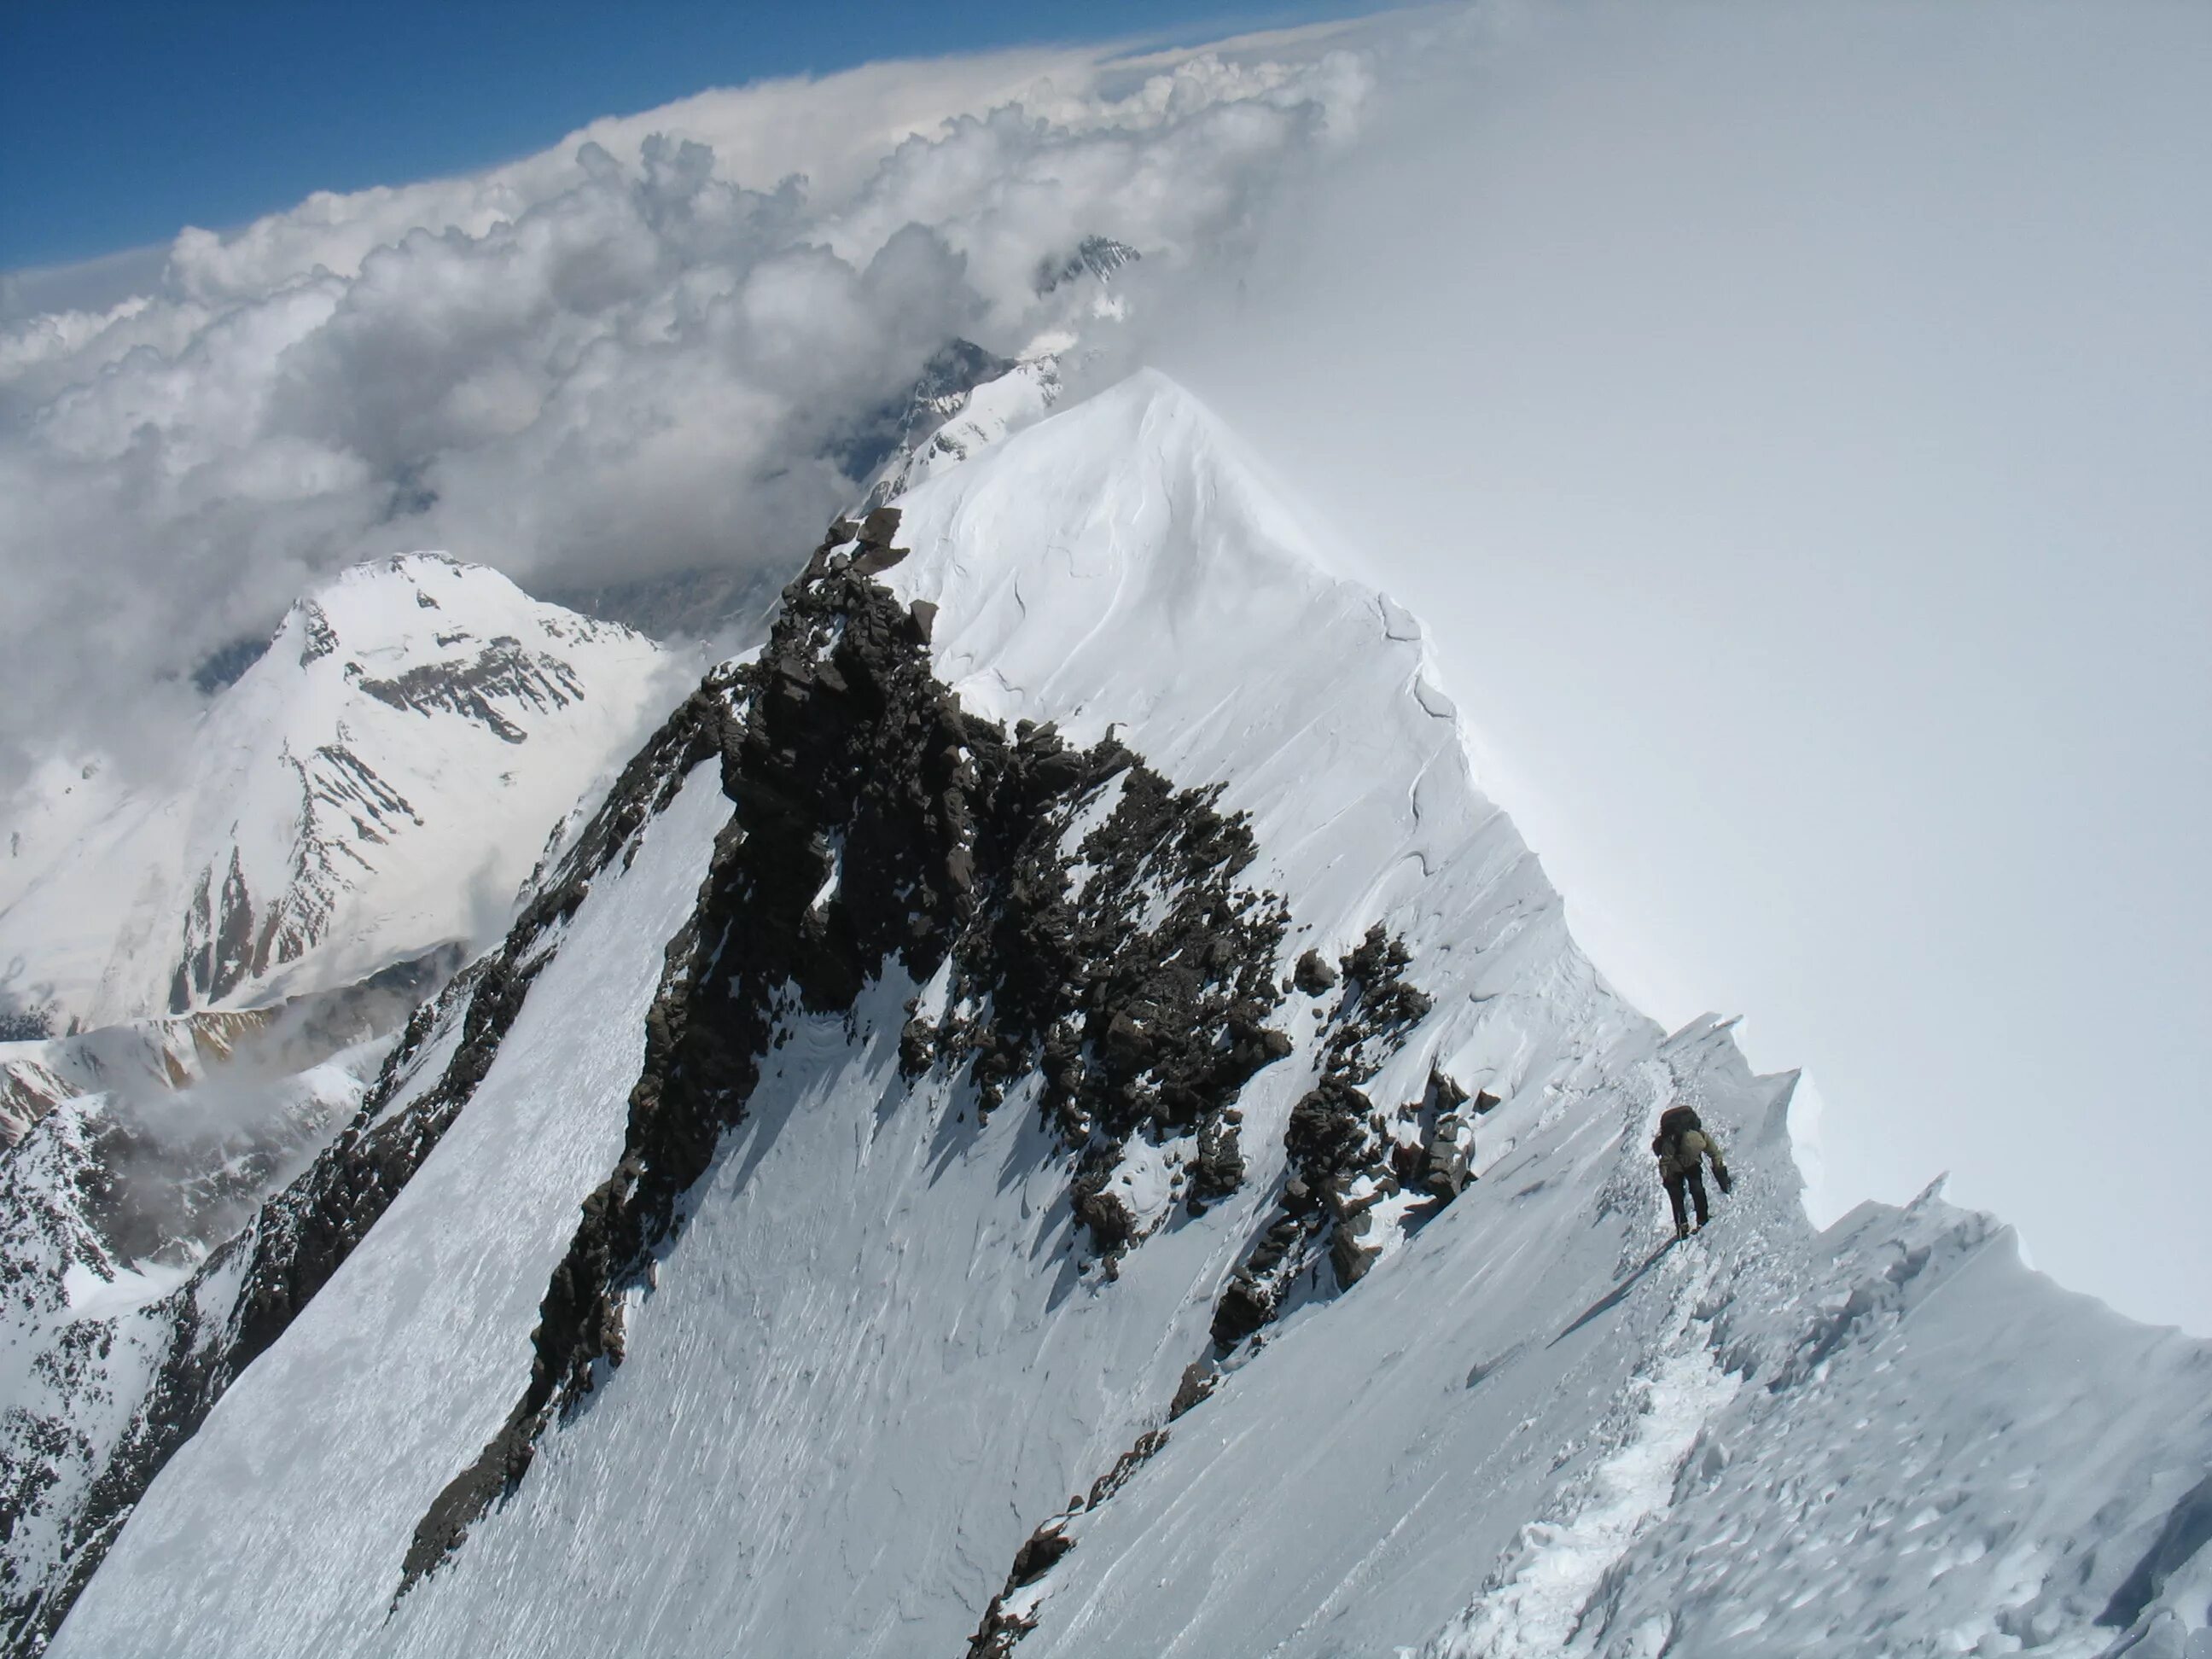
1665,1167,1709,1231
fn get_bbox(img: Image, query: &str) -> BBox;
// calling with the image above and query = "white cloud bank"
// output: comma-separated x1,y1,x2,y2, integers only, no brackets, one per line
0,24,1377,782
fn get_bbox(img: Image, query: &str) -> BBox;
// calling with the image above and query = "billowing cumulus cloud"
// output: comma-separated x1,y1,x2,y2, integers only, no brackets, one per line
13,0,2200,1337
0,23,1384,787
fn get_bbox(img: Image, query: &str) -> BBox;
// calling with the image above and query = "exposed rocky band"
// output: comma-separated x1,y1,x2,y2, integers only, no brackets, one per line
400,510,1315,1590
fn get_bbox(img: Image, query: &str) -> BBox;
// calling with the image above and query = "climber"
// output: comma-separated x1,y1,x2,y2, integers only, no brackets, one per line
1653,1103,1731,1240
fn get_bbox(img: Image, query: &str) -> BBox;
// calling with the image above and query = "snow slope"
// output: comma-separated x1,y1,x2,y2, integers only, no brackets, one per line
0,555,674,1031
861,342,1066,510
857,237,1138,514
36,757,729,1657
1017,1017,2212,1658
45,375,2212,1659
0,1038,389,1644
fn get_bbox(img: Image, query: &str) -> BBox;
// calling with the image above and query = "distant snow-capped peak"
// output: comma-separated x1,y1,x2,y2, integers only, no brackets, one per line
0,553,676,1032
858,235,1142,515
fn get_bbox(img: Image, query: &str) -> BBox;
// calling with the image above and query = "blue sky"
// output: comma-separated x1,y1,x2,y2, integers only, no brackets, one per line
0,0,1371,271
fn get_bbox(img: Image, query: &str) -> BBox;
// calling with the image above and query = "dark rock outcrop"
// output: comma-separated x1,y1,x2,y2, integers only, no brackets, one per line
353,636,591,745
961,918,1451,1659
833,338,1020,504
297,602,337,665
1208,924,1441,1348
1034,236,1142,295
966,1427,1169,1659
1169,1359,1219,1420
966,1516,1076,1659
399,521,1293,1592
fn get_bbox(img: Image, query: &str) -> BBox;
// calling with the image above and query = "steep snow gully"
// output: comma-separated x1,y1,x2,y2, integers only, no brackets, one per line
37,373,2212,1658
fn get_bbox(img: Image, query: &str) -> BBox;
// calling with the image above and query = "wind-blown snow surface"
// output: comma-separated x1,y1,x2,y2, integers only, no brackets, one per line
862,342,1066,510
49,375,2212,1658
45,760,728,1656
1018,1026,2212,1658
0,1040,388,1619
0,555,672,1031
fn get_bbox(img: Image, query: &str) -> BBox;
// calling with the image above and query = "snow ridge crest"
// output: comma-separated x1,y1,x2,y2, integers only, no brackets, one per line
28,370,2212,1659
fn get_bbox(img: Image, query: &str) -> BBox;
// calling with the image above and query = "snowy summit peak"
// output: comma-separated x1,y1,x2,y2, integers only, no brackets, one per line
882,368,1446,783
272,550,595,675
907,367,1354,597
0,554,673,1032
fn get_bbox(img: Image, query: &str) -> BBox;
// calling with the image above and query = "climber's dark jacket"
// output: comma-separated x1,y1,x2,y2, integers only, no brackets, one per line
1656,1125,1722,1180
1653,1106,1729,1232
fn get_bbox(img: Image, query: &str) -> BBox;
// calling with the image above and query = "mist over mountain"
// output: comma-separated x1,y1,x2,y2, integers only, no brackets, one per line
3,9,2207,1656
0,21,1388,791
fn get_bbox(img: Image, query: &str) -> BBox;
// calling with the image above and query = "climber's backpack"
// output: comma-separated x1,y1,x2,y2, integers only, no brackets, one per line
1653,1104,1702,1160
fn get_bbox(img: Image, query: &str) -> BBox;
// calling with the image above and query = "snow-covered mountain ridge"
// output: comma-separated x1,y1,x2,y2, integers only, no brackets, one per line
22,374,2212,1659
0,685,725,1655
0,948,458,1148
858,337,1069,515
854,236,1137,518
0,554,674,1033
